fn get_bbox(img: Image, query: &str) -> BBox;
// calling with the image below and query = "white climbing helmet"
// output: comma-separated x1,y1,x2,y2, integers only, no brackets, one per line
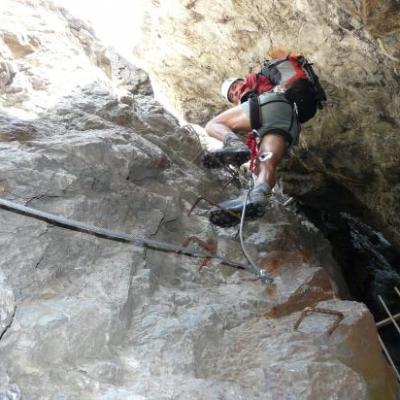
220,77,242,102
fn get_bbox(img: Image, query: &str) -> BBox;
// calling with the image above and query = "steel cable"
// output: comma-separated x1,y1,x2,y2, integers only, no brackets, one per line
238,188,274,285
0,197,267,281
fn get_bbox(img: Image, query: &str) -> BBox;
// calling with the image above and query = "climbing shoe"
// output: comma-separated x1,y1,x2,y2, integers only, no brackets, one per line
202,132,250,169
209,184,270,228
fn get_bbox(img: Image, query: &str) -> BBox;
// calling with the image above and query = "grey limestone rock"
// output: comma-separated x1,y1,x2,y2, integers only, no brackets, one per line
0,1,398,399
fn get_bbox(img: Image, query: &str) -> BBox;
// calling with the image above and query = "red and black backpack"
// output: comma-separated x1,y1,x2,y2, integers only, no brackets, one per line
250,55,327,125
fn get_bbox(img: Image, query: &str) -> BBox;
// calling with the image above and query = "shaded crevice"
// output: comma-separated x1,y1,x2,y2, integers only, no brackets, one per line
117,259,147,333
296,179,400,369
297,181,400,311
0,305,16,342
33,252,46,270
25,194,63,207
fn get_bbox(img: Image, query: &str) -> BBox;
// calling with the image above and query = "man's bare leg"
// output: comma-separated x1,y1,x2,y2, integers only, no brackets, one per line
209,133,287,227
255,133,287,189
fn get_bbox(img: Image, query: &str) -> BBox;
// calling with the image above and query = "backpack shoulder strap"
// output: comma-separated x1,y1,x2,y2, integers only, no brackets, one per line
248,93,261,130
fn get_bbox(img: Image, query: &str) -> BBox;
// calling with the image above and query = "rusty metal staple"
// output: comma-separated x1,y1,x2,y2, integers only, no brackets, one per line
294,306,344,336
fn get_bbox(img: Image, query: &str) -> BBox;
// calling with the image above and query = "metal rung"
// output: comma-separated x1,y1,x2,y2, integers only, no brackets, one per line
376,312,400,329
293,306,344,336
376,287,400,382
378,294,400,336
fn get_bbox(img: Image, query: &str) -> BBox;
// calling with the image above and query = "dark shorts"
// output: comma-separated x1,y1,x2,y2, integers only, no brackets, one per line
241,92,300,147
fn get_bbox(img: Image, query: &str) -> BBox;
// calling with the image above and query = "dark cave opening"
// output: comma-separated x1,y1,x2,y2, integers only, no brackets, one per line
296,179,400,369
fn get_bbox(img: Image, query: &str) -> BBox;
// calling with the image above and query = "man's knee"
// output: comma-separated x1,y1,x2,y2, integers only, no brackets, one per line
205,118,217,136
259,133,287,160
259,150,273,162
259,152,280,170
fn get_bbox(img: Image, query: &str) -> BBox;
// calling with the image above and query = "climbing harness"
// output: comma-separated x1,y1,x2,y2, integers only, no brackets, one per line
0,197,269,283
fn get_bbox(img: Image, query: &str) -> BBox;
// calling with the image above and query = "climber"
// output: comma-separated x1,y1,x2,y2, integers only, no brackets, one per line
203,50,326,227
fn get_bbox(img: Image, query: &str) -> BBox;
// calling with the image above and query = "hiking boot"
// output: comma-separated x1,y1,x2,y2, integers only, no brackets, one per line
202,133,250,169
209,184,270,228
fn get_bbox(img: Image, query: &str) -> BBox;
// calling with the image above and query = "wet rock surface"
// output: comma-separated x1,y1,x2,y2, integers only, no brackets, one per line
0,1,398,399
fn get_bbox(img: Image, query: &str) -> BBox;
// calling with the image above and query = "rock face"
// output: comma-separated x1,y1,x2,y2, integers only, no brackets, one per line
134,0,400,247
0,1,399,399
